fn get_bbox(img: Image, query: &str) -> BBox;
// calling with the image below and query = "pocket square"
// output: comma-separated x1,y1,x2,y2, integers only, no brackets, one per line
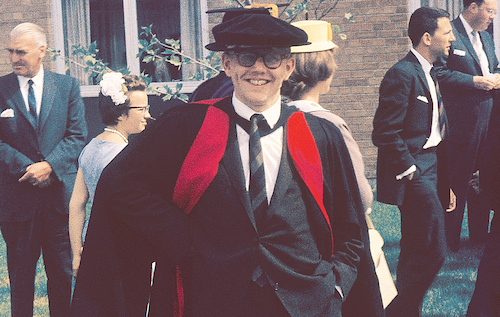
453,49,466,56
417,95,428,103
0,108,14,118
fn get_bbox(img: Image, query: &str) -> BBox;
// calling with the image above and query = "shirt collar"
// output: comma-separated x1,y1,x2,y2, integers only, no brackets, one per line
17,65,44,89
460,14,475,36
410,48,433,74
232,94,281,128
287,100,325,113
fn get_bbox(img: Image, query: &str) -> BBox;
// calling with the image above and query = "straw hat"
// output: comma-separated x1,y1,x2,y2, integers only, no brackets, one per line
290,20,338,53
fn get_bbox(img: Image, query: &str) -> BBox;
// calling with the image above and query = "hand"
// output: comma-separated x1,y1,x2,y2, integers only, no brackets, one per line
469,170,481,194
72,247,83,278
18,161,53,187
406,172,414,181
473,76,497,91
447,188,457,212
490,73,500,89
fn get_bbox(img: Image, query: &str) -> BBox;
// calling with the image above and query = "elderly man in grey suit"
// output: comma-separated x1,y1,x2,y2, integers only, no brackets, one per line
0,23,87,316
434,0,500,252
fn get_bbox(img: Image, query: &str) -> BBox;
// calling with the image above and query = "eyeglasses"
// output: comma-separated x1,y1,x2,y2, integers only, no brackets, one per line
129,105,150,113
480,6,496,16
230,51,289,69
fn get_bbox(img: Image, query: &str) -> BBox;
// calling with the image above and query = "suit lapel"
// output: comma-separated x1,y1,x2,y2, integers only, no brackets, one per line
221,124,255,227
38,71,55,132
267,131,292,220
454,19,481,69
408,52,433,108
406,52,435,131
0,73,36,130
214,98,255,227
480,30,497,73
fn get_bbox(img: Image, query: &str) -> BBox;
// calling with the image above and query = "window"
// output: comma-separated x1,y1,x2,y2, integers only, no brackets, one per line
52,0,208,96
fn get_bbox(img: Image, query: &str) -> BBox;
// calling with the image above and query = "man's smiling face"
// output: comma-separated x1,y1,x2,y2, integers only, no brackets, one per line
223,48,295,112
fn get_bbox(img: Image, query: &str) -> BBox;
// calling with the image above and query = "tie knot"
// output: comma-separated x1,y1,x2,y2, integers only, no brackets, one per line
28,79,34,87
430,67,437,82
471,31,478,42
250,113,270,132
251,113,265,124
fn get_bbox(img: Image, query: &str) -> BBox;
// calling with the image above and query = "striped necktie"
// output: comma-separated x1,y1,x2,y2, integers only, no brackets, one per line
430,67,446,139
28,79,38,128
249,113,269,227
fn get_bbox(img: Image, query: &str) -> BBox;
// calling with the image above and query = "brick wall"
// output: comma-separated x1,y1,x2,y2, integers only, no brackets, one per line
321,0,411,180
0,0,54,75
205,0,411,181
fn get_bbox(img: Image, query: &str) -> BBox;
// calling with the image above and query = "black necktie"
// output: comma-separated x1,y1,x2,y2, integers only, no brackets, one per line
430,67,446,139
28,79,38,128
249,114,268,227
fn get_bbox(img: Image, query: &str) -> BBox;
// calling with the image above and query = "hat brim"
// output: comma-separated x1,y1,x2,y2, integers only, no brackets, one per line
291,41,337,53
206,42,310,52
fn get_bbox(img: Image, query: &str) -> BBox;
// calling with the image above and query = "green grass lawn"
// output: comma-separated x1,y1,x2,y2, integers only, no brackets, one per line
370,200,484,317
0,200,485,316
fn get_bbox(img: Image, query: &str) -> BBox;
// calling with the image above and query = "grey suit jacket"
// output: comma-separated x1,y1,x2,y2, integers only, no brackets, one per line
434,18,499,144
0,70,87,221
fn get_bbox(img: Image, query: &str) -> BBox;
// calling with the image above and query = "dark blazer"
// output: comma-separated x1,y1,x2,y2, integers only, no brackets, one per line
71,97,367,317
466,97,500,316
434,17,499,144
373,51,447,206
0,71,87,221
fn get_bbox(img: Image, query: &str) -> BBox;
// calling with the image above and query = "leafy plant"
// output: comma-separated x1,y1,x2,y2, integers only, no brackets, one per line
50,1,352,103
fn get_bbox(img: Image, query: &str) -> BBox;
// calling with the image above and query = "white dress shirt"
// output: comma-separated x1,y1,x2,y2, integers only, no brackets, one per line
233,95,282,203
17,66,44,116
460,14,490,76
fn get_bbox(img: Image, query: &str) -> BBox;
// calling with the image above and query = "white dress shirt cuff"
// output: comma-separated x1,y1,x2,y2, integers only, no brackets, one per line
335,285,344,299
396,165,416,180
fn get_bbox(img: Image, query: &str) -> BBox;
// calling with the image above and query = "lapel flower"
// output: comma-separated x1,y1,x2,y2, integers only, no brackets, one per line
100,72,128,105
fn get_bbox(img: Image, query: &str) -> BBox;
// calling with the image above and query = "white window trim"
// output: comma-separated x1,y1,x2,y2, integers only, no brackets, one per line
79,80,204,98
51,0,209,97
51,0,66,74
123,0,140,75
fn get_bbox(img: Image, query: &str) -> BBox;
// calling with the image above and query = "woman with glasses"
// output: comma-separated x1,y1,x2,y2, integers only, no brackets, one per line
69,73,151,278
281,20,387,317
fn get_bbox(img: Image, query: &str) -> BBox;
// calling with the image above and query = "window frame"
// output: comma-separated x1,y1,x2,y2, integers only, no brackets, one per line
51,0,209,98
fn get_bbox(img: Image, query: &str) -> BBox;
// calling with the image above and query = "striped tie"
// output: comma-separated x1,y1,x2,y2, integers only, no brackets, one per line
28,79,38,128
249,114,268,226
430,67,446,139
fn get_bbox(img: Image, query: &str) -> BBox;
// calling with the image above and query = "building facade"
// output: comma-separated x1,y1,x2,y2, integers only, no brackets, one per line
1,0,498,181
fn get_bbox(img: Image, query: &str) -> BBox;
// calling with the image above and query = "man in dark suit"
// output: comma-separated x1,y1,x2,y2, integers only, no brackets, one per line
466,87,500,316
373,7,455,317
434,0,499,252
0,23,87,316
71,14,378,317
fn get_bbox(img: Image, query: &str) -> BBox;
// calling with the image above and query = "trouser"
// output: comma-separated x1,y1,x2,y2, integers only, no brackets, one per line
467,212,500,317
0,209,72,317
386,149,447,317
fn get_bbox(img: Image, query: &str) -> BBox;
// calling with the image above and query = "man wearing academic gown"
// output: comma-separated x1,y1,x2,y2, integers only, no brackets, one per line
71,14,375,317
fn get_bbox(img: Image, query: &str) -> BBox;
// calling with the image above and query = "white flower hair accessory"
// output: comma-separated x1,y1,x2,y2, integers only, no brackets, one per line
99,72,128,105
